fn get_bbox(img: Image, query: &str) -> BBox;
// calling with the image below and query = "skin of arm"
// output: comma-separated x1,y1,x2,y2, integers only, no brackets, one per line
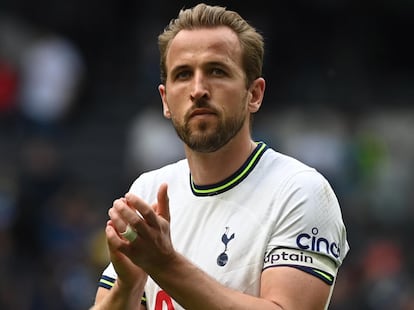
146,249,330,310
91,284,145,310
93,183,331,310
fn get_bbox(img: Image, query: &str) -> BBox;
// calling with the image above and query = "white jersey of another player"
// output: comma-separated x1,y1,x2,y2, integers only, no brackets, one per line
99,142,350,309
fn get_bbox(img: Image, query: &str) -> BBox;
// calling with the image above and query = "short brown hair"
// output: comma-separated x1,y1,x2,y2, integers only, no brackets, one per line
158,3,264,87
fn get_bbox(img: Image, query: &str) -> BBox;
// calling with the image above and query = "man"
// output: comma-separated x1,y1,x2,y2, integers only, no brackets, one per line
91,3,349,309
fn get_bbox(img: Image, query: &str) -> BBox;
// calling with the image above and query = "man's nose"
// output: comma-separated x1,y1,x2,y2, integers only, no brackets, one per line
190,71,209,101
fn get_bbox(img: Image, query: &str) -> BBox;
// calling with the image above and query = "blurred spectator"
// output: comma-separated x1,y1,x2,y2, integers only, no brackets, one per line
255,107,350,194
17,28,85,138
0,60,18,117
0,15,33,130
38,181,103,310
361,239,413,310
12,135,68,260
124,105,184,178
7,134,105,309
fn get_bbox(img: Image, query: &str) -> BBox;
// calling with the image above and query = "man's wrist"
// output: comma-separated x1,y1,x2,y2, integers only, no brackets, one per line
115,275,147,296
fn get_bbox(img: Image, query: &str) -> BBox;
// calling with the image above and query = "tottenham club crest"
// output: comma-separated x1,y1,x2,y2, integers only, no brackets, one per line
217,227,235,267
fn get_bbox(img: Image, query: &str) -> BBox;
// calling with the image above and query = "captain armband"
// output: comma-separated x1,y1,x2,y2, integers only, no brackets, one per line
263,247,337,285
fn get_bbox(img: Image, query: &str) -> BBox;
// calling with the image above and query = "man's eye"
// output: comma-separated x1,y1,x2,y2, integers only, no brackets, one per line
211,68,225,76
176,71,191,80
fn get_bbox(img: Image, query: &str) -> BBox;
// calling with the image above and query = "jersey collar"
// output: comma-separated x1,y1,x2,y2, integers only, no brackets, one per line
190,142,268,196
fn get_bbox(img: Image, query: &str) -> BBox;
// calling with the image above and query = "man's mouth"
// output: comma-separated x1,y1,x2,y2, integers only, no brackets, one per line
189,108,216,118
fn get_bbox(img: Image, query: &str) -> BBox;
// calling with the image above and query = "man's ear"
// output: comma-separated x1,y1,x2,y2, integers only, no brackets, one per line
248,77,265,113
159,84,171,119
163,105,171,119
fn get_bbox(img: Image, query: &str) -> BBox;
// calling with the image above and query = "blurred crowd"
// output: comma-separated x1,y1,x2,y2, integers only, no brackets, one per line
1,1,414,309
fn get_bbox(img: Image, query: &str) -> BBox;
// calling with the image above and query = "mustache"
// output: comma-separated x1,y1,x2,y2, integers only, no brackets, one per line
185,98,218,119
193,97,210,108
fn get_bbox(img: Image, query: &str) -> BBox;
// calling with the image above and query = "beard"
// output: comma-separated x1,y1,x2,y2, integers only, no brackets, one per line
171,99,247,153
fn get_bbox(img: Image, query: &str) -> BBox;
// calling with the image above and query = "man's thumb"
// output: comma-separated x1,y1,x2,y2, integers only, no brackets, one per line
156,183,170,222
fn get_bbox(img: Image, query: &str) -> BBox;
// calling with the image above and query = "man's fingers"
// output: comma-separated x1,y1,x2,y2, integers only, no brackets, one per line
125,192,157,228
105,222,125,250
156,183,170,222
124,184,169,229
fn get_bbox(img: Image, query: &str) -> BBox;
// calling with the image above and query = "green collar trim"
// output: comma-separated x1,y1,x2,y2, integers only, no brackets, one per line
190,142,268,196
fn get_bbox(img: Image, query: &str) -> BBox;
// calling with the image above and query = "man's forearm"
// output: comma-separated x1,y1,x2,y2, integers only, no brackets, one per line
90,281,143,310
148,252,281,310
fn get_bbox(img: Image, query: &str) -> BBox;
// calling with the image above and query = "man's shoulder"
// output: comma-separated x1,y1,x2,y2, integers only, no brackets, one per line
262,146,316,176
258,146,337,196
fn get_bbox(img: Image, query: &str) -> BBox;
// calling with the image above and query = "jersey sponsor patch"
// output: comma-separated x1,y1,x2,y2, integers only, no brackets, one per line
263,247,337,285
296,227,342,260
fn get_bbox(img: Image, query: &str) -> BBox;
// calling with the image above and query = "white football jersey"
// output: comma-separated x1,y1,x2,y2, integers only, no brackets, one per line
99,142,349,309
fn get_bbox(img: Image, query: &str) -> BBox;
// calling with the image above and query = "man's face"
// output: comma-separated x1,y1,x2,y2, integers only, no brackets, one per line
158,27,252,153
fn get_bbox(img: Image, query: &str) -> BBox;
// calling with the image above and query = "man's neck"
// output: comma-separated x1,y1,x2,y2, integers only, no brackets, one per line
185,137,257,186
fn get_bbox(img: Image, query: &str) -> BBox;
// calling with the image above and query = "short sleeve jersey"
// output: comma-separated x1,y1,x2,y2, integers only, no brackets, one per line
99,142,350,309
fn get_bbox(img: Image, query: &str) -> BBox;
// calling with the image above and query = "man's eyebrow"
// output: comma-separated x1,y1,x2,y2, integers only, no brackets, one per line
169,60,231,76
170,64,191,76
205,61,228,68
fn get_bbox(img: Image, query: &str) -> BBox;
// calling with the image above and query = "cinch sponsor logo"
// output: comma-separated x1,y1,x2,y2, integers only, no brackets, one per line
296,227,340,258
265,250,313,264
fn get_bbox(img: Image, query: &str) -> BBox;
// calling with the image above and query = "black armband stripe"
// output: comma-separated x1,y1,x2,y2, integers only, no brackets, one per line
292,265,335,285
